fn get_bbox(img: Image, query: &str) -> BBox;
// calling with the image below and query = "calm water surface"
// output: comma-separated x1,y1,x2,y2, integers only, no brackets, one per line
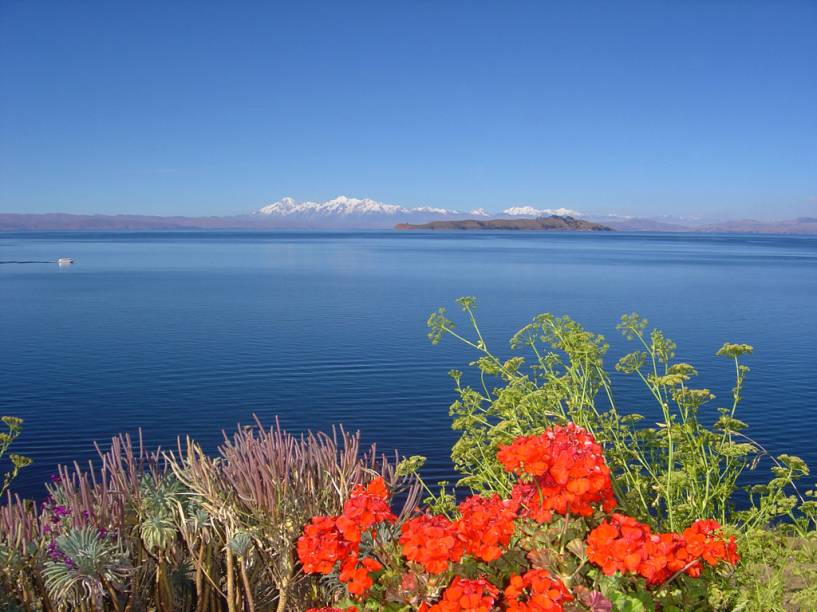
1,231,816,499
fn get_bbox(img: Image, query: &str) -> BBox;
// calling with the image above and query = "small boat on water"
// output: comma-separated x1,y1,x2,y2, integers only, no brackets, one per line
57,257,74,266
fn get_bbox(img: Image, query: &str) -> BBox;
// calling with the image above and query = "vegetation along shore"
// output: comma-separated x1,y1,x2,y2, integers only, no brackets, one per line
395,216,611,232
1,300,815,610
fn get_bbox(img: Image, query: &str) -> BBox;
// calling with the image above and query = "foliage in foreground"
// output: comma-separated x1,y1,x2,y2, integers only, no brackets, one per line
419,299,817,611
0,421,419,611
0,299,815,610
296,425,739,611
0,416,31,498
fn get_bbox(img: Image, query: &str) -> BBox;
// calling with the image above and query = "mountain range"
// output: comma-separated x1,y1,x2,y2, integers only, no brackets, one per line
1,196,816,234
253,196,584,227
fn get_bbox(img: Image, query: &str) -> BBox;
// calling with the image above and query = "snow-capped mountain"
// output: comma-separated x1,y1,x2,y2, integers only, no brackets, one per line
255,196,473,228
503,206,583,218
257,196,413,217
253,196,586,228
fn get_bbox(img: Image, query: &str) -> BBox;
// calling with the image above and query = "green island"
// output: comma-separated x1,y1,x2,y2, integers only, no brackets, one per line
395,216,612,232
1,300,815,611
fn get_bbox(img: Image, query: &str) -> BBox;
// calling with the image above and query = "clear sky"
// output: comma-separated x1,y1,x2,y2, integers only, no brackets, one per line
1,1,815,219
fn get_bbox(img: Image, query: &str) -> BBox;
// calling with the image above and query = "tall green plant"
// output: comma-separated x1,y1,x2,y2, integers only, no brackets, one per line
427,298,813,534
0,416,31,497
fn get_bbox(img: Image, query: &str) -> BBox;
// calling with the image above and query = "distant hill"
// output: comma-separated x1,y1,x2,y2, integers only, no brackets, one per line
601,218,691,232
695,217,817,235
395,216,612,231
596,216,817,234
0,213,260,231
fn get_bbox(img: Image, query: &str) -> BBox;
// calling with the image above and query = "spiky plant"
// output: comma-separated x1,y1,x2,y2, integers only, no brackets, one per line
0,420,420,610
42,432,181,610
137,475,184,552
0,493,48,609
43,526,130,609
169,417,421,611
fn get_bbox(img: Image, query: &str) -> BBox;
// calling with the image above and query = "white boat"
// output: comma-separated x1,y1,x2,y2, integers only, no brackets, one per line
57,257,74,265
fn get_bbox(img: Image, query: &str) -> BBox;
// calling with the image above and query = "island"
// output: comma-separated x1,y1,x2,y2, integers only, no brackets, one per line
395,215,612,231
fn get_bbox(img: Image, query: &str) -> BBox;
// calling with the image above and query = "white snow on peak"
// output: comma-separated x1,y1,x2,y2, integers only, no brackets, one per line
256,196,462,217
257,198,589,221
413,206,455,214
257,196,403,216
503,206,583,218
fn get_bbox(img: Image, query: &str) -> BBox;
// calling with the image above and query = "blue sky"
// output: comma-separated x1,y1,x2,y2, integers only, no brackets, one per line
1,1,815,219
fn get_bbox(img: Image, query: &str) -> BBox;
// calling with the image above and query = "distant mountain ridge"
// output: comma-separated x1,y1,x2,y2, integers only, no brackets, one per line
254,196,487,226
599,216,817,234
253,196,586,227
1,198,816,234
0,213,257,231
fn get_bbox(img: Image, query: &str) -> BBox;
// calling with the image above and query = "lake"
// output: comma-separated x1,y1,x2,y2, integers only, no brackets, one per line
1,230,816,499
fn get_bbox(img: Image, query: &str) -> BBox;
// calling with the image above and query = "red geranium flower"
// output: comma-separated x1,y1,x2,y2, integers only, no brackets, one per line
339,553,383,596
587,515,739,585
336,477,397,543
400,514,464,574
297,516,351,574
426,576,499,611
298,476,395,599
499,424,616,521
504,569,573,611
457,494,518,562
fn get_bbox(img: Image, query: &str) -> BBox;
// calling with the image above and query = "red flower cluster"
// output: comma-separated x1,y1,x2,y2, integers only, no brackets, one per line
456,494,518,562
336,478,396,543
297,515,351,574
400,513,464,574
681,519,739,572
498,424,616,521
586,514,739,585
297,477,395,596
419,576,499,612
504,569,573,611
339,553,384,595
299,426,742,610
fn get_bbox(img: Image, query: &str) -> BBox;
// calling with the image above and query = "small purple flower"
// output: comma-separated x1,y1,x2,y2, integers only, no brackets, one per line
81,510,90,520
53,505,71,518
47,540,63,562
49,474,62,484
98,528,109,538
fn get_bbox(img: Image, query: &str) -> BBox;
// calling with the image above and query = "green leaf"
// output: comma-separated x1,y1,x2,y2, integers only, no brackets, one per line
608,590,653,612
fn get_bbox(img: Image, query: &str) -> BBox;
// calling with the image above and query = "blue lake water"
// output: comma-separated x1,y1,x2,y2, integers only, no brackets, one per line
1,231,816,500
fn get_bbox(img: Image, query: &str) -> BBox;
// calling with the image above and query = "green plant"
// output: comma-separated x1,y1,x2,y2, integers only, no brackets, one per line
0,419,418,611
42,526,130,609
427,298,812,536
0,416,31,497
708,529,817,611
